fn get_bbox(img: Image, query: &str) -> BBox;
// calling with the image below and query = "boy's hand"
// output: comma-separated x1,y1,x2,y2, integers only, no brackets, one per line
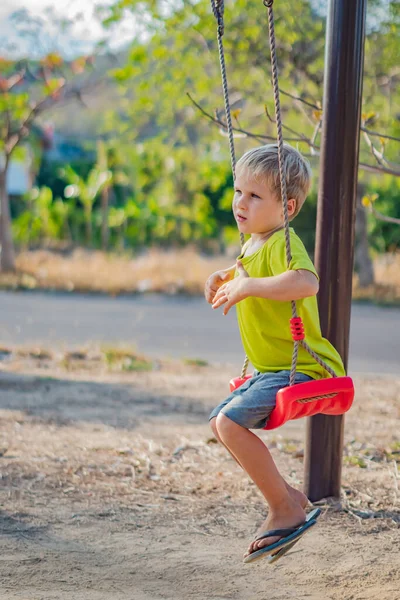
205,269,233,304
212,260,250,315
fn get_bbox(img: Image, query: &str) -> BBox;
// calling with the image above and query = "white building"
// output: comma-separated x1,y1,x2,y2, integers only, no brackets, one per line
0,152,33,196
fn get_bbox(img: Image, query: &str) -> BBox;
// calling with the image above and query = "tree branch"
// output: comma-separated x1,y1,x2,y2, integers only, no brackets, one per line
264,103,310,143
280,89,320,110
5,69,26,92
4,74,99,156
356,162,399,178
361,129,400,143
188,93,400,179
280,88,400,143
369,204,400,225
187,92,274,144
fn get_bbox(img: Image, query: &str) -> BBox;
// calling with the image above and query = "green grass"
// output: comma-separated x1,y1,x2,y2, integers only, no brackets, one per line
183,358,209,367
102,347,153,372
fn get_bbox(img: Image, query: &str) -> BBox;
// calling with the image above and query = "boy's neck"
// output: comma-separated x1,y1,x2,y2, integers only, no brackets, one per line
243,224,285,258
251,224,284,245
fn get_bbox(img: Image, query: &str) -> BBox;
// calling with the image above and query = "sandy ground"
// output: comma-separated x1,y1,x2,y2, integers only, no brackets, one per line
0,350,399,600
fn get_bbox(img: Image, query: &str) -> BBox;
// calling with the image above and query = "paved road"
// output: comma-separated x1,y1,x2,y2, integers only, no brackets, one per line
0,291,399,375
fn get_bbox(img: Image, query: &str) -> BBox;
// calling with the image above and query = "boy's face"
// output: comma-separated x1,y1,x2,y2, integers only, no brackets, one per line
233,169,290,237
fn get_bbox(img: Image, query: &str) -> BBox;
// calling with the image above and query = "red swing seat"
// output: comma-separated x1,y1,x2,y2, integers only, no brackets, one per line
229,374,354,430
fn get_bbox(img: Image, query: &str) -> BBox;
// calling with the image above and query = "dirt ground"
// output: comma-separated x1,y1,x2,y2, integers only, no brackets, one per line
0,349,399,600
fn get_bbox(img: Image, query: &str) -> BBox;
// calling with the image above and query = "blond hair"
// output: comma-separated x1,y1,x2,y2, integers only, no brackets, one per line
235,143,312,218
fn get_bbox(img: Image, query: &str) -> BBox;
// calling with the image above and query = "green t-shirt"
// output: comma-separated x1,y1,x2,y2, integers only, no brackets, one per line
236,228,346,380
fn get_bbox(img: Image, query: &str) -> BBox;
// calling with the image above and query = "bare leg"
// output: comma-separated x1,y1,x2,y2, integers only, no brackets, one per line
210,417,308,509
214,414,307,558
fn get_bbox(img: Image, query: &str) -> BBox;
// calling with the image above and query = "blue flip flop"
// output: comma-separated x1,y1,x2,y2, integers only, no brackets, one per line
267,534,306,565
243,508,321,564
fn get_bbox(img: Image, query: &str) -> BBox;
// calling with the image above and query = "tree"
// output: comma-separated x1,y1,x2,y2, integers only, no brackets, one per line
0,8,98,271
101,0,399,282
96,140,129,250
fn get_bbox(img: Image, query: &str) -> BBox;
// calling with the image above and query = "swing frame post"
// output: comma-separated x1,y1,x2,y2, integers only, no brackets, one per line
304,0,367,502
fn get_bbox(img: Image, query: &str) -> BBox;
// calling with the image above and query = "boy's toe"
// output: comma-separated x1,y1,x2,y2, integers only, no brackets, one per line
244,534,281,557
255,535,281,551
244,540,259,557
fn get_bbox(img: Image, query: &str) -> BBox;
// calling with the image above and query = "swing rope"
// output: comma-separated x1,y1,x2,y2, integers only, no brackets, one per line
210,0,239,221
211,0,249,378
211,0,337,386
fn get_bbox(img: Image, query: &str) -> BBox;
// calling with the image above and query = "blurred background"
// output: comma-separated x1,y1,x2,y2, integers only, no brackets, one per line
0,0,399,370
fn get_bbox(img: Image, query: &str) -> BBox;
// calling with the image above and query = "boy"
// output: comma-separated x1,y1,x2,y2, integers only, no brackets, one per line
205,143,345,562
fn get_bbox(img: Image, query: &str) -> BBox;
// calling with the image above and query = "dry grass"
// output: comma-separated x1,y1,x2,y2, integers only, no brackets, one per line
352,253,400,303
0,247,398,303
10,247,228,295
0,343,155,374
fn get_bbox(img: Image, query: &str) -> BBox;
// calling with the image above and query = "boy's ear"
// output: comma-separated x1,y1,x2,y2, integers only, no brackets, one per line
287,198,297,216
280,198,297,218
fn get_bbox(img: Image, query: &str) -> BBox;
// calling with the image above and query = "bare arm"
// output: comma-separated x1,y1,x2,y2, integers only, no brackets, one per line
212,263,319,315
245,269,319,302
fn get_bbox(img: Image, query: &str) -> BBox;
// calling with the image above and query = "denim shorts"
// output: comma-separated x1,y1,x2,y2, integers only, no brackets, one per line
209,370,313,430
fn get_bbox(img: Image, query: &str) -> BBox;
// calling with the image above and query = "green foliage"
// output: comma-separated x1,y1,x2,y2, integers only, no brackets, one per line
15,0,399,255
103,347,153,372
12,186,71,245
61,163,113,244
183,358,209,367
105,0,326,150
37,156,95,199
113,143,232,248
361,2,400,169
95,0,399,252
366,176,400,252
0,53,70,163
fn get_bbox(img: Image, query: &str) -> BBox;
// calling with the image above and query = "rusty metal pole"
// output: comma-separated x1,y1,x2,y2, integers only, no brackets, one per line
304,0,367,501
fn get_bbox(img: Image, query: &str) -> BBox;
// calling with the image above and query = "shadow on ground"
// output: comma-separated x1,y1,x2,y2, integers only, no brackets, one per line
0,371,210,430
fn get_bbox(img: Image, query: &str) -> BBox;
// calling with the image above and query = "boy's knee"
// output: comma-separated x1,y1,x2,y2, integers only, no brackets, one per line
215,412,241,440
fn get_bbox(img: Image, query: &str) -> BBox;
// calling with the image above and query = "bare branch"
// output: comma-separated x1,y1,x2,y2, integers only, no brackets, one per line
310,121,321,153
187,93,321,147
4,77,98,156
361,129,400,143
280,88,400,144
369,204,400,225
5,89,62,154
187,93,274,144
5,110,11,139
188,93,400,179
362,128,398,172
363,129,391,169
5,69,26,92
264,103,310,143
280,89,320,110
358,162,400,177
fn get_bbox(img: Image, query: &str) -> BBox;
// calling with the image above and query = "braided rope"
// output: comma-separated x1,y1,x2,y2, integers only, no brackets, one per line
265,2,293,287
297,393,337,404
300,340,337,378
265,1,298,385
240,355,250,379
211,2,246,242
264,1,336,382
211,0,336,382
211,0,246,379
